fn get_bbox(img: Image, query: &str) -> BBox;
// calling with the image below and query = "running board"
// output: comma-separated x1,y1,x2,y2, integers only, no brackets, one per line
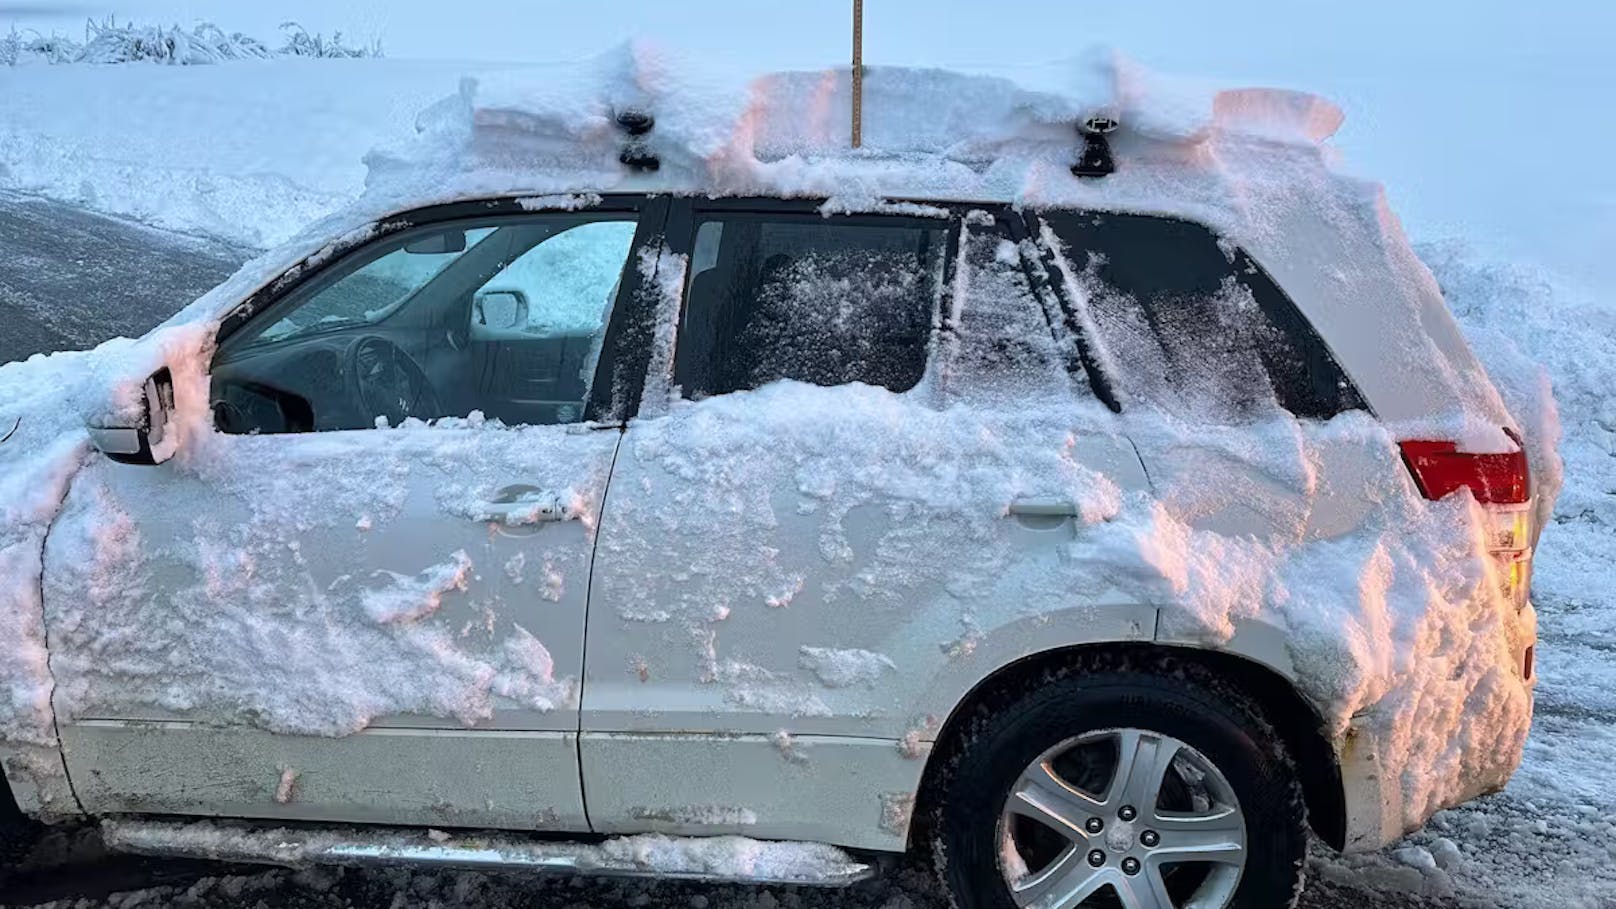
101,818,874,887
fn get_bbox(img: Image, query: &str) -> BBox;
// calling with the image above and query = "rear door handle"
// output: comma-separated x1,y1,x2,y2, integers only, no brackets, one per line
474,486,569,525
1008,497,1079,517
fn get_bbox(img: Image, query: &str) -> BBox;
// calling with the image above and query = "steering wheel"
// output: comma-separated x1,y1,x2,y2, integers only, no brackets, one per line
346,336,443,427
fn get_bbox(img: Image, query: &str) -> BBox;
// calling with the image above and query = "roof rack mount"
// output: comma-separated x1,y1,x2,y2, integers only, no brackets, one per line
615,108,659,172
1071,116,1118,179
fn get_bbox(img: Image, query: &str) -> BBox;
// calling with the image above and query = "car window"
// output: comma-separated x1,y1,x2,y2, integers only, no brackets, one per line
212,213,641,434
944,211,1078,403
256,227,498,343
471,221,636,337
1039,211,1364,422
672,215,947,399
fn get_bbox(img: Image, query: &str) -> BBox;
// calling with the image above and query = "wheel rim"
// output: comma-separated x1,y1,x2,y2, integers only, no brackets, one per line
996,728,1246,909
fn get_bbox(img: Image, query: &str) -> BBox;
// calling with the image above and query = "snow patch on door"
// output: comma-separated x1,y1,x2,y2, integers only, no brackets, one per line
798,646,895,689
628,805,759,827
361,550,472,624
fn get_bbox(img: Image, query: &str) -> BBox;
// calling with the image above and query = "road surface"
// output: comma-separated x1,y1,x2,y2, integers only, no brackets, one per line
0,190,248,367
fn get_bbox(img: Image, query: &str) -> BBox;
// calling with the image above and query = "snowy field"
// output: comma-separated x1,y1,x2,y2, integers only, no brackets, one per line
2,4,1614,908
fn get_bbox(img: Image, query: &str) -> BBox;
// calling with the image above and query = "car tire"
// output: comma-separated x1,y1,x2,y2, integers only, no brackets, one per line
922,654,1307,909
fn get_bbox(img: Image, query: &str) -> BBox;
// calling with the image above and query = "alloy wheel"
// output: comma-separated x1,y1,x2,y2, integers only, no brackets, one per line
996,728,1247,909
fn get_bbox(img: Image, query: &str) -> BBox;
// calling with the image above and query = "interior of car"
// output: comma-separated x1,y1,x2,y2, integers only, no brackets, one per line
209,216,637,434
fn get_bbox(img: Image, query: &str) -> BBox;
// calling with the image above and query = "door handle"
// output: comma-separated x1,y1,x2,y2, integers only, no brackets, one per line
474,486,568,525
1007,497,1079,517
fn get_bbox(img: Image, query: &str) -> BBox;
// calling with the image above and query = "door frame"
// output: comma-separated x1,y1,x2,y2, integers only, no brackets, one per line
49,193,675,834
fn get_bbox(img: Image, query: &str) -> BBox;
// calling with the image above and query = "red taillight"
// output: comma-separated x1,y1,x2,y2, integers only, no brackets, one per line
1401,430,1535,612
1398,434,1530,505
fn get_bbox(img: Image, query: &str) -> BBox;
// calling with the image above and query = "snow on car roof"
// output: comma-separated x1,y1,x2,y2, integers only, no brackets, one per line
361,43,1349,226
195,43,1492,440
15,43,1499,448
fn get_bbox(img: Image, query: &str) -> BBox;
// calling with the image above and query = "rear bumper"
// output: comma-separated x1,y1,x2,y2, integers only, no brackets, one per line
1337,600,1537,852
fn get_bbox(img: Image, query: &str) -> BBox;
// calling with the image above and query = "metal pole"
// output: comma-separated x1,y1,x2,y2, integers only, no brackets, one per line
851,0,863,148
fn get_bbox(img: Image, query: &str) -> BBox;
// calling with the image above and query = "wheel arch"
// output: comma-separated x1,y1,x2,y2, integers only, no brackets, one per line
910,641,1347,852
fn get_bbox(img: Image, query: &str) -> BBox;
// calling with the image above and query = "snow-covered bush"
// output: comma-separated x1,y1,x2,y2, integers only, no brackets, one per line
0,29,79,66
78,19,269,65
1,17,379,66
277,23,380,59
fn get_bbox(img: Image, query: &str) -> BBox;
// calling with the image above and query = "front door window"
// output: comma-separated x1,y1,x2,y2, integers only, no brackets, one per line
212,214,641,433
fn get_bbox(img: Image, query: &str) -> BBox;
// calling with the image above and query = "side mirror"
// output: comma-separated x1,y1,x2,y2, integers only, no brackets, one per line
87,368,177,466
471,288,531,340
404,230,468,255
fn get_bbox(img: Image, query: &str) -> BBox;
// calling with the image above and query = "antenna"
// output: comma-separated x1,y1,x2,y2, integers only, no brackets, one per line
851,0,864,148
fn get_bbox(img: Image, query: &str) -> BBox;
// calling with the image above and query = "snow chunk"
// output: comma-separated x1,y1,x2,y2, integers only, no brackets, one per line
361,550,472,624
516,192,602,211
598,833,852,882
628,805,759,827
798,646,896,689
273,768,298,805
1211,87,1344,143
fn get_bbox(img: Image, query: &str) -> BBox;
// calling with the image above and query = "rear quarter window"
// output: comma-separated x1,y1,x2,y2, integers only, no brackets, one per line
1039,211,1364,422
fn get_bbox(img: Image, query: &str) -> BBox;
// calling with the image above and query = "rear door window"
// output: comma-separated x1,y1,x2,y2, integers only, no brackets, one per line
671,213,947,399
942,210,1080,404
1037,211,1363,422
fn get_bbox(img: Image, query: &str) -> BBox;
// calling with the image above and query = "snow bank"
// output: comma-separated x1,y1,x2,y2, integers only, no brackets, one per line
0,59,474,248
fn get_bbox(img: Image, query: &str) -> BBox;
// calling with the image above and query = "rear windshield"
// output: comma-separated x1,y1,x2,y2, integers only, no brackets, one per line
1040,211,1364,422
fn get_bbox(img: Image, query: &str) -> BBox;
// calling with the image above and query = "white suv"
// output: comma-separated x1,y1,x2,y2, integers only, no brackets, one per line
1,184,1539,909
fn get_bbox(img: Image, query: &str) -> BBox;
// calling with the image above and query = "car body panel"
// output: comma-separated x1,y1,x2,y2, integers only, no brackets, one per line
62,721,584,830
41,367,622,833
581,733,924,851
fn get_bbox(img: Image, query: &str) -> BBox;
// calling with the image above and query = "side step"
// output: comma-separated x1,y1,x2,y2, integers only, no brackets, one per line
101,818,874,888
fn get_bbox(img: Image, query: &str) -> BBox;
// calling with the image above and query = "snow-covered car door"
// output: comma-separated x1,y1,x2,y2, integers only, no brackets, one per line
41,198,667,831
581,203,1152,850
1028,209,1385,634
